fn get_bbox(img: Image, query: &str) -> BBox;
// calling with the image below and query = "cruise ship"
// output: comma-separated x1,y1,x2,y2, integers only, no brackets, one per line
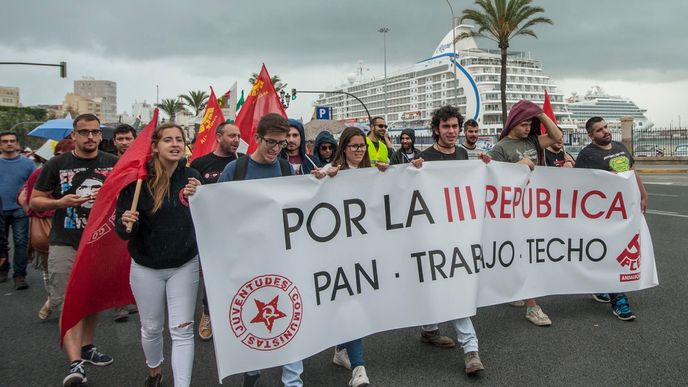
313,25,576,142
566,86,654,132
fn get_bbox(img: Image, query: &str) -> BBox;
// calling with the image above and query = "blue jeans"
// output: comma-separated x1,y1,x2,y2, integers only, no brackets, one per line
246,360,303,387
1,209,29,278
339,339,365,368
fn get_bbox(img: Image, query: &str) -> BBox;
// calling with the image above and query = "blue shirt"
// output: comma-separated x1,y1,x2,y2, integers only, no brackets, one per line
218,156,294,182
0,155,36,211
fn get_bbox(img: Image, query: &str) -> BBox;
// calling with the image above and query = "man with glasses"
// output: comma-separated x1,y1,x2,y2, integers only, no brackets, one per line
31,113,118,387
190,122,244,340
0,131,36,288
366,116,394,167
218,113,303,387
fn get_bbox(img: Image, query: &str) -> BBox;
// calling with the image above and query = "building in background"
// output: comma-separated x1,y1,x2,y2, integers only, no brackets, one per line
62,93,102,118
0,86,20,107
566,86,653,132
74,78,117,123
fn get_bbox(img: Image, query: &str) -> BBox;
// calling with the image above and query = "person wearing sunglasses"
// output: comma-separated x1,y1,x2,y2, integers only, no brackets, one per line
366,116,394,169
313,130,338,166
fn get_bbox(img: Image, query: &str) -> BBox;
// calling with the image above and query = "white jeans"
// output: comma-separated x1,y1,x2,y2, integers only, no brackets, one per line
130,257,199,387
422,317,479,353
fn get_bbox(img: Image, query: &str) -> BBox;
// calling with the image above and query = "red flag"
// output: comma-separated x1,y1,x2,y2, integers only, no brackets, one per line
540,89,558,134
190,87,225,162
60,109,159,342
235,64,287,154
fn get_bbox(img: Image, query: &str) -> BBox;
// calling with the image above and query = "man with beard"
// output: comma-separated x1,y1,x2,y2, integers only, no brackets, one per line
575,116,648,321
31,113,118,386
112,124,137,157
544,136,575,167
366,116,394,167
279,119,318,175
460,119,482,159
390,129,421,164
190,122,243,340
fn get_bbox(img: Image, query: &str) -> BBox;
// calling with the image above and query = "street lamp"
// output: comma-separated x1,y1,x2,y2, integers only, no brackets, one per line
446,0,460,106
378,27,389,120
279,88,294,109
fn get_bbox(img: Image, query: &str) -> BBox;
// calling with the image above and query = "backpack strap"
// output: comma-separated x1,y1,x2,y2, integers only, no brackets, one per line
233,155,250,181
278,158,292,177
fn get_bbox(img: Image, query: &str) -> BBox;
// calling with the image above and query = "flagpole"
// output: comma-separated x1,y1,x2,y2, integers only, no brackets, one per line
125,179,143,233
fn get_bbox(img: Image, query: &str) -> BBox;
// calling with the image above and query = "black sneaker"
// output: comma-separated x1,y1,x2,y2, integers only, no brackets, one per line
243,372,260,387
81,345,114,366
592,293,611,303
611,295,636,321
63,361,87,387
145,373,163,387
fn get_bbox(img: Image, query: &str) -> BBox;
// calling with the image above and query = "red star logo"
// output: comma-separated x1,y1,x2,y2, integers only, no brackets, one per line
250,295,286,332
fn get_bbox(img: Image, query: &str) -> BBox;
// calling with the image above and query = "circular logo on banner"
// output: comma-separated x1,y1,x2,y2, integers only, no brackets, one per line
228,274,303,351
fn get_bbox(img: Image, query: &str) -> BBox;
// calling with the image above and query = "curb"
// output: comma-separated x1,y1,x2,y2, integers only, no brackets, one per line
636,169,688,174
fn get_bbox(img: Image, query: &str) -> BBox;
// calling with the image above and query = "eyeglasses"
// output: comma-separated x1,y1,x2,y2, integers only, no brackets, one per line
347,144,367,151
76,129,102,137
260,136,288,149
320,145,332,151
375,124,388,129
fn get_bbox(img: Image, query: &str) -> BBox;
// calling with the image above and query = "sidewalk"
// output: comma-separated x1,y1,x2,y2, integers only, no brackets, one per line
635,163,688,173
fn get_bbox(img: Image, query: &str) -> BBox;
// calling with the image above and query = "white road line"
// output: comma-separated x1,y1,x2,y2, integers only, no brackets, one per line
646,210,688,218
648,193,679,197
644,182,674,185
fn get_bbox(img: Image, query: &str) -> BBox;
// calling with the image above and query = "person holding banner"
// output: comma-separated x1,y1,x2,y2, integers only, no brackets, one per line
279,119,318,175
488,100,562,327
190,122,244,341
389,129,421,165
416,105,488,375
575,116,648,321
116,122,202,387
218,113,303,387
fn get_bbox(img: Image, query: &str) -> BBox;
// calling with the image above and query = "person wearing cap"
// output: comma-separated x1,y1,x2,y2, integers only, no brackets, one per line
390,129,421,164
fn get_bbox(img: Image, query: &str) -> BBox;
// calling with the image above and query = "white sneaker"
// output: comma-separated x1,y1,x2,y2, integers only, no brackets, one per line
349,365,370,387
333,347,351,369
525,305,552,326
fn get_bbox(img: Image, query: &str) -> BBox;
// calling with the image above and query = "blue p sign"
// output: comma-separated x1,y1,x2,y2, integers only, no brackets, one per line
315,106,331,120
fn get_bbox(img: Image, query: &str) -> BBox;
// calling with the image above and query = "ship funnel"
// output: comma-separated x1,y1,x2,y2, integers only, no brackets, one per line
432,24,478,57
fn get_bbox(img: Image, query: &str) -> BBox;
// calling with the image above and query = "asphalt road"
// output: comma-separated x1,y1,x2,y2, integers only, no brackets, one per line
1,173,686,387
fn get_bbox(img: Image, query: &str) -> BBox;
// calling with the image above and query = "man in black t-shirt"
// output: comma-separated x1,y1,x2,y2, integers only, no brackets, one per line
31,113,118,387
189,122,244,341
575,116,648,322
415,106,487,375
191,122,244,184
544,137,575,167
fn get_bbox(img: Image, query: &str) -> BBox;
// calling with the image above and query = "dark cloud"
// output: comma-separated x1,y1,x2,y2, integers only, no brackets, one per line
1,1,685,80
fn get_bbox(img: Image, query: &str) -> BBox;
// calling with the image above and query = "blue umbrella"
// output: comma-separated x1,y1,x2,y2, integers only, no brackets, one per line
27,118,74,141
28,118,114,140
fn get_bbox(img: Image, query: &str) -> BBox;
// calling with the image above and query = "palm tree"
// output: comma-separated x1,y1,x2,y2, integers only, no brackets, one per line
155,98,187,122
458,0,552,127
179,90,209,116
248,73,287,93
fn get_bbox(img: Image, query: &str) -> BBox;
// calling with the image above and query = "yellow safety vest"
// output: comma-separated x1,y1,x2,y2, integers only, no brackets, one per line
366,137,389,165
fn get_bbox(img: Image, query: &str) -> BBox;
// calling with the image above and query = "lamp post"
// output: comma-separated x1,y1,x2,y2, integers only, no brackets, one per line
446,0,460,106
279,88,294,109
378,27,389,119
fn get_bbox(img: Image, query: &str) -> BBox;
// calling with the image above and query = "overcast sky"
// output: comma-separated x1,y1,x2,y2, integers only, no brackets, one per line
2,0,686,126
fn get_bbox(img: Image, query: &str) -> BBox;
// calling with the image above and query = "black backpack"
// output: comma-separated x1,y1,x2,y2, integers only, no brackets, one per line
232,155,291,181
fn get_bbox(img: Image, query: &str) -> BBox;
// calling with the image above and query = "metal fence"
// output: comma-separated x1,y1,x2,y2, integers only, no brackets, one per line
633,127,688,157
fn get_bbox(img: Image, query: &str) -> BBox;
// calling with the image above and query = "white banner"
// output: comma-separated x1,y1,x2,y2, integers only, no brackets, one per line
190,161,658,381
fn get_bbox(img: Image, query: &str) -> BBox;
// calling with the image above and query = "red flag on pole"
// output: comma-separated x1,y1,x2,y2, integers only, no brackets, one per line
540,89,558,134
235,64,287,154
190,87,225,162
60,109,159,342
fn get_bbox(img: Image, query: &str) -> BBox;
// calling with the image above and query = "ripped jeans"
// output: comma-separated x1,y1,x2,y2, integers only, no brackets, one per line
130,256,199,387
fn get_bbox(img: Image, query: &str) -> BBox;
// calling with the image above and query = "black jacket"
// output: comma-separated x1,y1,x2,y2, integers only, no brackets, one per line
116,160,201,269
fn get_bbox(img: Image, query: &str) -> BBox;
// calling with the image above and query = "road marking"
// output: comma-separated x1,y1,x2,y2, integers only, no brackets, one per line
646,210,688,218
648,193,679,197
644,182,674,185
